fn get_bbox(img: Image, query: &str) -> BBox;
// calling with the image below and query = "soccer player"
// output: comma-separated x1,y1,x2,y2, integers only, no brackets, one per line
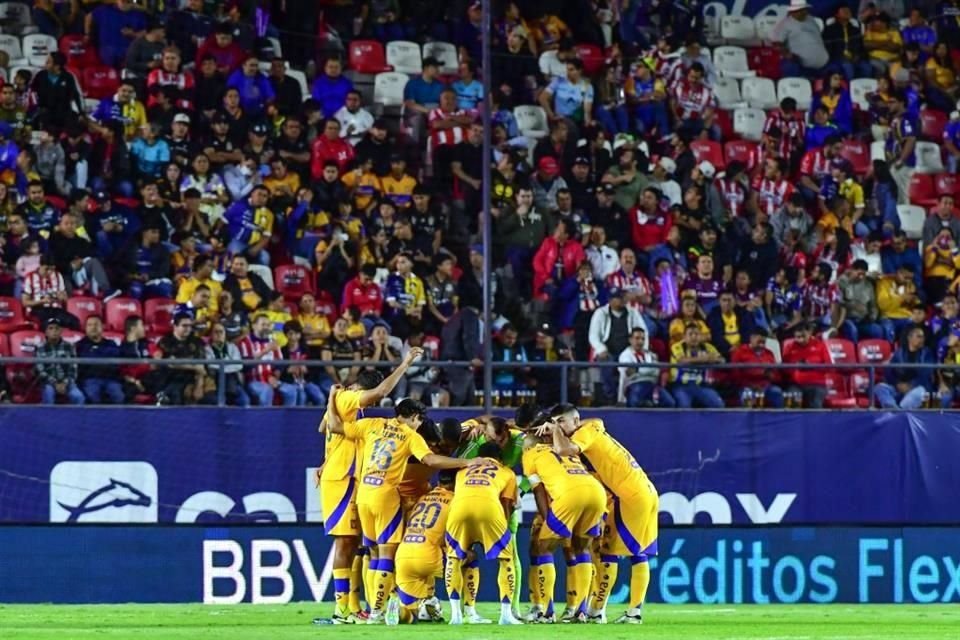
549,403,660,624
522,421,607,623
326,389,480,624
393,470,456,624
444,442,523,626
318,347,425,624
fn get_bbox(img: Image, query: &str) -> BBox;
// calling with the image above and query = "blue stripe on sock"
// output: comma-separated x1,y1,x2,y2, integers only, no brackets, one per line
573,553,591,564
600,554,619,563
379,559,395,573
631,554,649,565
531,554,554,566
333,578,350,592
465,559,479,569
369,558,382,571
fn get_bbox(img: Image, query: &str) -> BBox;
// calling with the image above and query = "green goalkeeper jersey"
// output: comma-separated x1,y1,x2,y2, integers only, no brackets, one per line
457,427,530,492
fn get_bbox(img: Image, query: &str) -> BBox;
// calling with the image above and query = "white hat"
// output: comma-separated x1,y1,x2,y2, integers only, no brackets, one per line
658,157,677,174
787,0,811,12
698,161,716,179
173,113,191,125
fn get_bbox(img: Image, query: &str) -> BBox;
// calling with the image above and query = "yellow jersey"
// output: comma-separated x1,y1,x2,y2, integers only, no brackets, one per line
571,418,652,499
342,169,382,211
521,443,596,498
402,486,453,549
346,418,432,500
321,389,364,481
453,459,517,505
382,173,418,209
176,276,222,314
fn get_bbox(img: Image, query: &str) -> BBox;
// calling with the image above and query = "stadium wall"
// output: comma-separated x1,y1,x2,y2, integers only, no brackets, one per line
1,408,959,604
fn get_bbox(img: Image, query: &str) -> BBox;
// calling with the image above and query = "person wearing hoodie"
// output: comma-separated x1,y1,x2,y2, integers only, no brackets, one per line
34,128,68,197
873,326,934,409
730,326,784,408
782,322,831,408
532,218,586,300
838,259,883,342
706,290,754,360
589,287,648,401
496,186,549,293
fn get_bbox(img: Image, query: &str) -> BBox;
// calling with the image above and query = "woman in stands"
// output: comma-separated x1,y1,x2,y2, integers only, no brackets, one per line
924,42,959,113
809,72,853,135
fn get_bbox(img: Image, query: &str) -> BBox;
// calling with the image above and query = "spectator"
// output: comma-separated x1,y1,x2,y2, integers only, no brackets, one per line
124,224,172,299
707,290,754,360
311,119,356,178
48,212,113,297
154,311,208,405
884,90,917,202
618,326,674,407
224,254,271,313
668,321,725,408
35,317,84,405
174,283,214,336
76,316,124,404
224,185,273,265
683,254,724,315
441,291,483,405
838,259,883,342
874,326,933,409
130,123,171,180
923,228,960,303
802,262,842,332
602,147,648,213
452,61,484,111
539,59,594,135
311,57,354,120
530,156,568,213
334,91,374,147
877,264,919,341
491,323,529,394
117,315,153,400
384,252,425,339
146,47,195,111
822,4,872,79
528,322,573,406
125,20,167,78
269,58,303,116
424,253,458,336
589,287,648,402
403,57,445,143
882,230,923,288
85,0,148,68
22,253,78,329
14,236,41,298
773,1,829,77
281,320,325,406
922,195,960,247
205,321,249,407
16,181,59,237
730,327,785,408
237,313,297,406
297,293,332,350
670,62,717,139
585,226,620,281
342,264,385,328
771,193,816,253
226,57,276,117
532,218,585,300
864,14,903,75
176,255,222,314
783,322,831,409
196,21,247,75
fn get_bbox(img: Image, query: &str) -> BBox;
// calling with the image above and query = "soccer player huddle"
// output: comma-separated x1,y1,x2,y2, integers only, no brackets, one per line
317,347,658,626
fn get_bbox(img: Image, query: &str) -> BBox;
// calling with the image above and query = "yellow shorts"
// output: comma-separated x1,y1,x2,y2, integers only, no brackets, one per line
604,483,659,558
358,489,404,547
395,547,443,605
320,477,359,537
540,483,606,541
445,502,513,560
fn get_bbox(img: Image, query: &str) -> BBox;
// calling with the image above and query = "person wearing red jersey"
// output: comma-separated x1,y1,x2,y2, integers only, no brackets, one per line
714,161,750,227
762,98,805,170
802,263,842,332
606,248,653,313
146,46,195,110
783,322,831,408
730,326,785,407
799,133,843,198
237,313,298,406
428,89,475,179
629,187,672,252
532,219,586,300
670,63,717,139
751,157,795,219
311,118,355,178
342,264,385,323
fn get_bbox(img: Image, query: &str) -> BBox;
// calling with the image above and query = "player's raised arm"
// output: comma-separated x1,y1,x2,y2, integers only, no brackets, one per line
420,452,488,470
551,421,581,457
357,347,424,407
325,385,345,435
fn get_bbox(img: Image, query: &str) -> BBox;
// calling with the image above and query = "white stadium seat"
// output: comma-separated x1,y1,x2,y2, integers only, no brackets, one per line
897,205,925,240
385,40,422,75
915,142,945,174
713,46,756,79
22,34,56,68
247,264,274,290
734,107,766,141
421,41,458,75
373,72,409,106
285,69,309,101
777,77,812,110
513,105,549,139
714,76,748,110
0,34,27,67
741,77,778,110
850,78,877,111
755,15,781,43
721,16,757,46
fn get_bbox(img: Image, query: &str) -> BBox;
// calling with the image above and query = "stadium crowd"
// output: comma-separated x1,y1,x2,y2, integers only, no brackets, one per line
0,0,959,410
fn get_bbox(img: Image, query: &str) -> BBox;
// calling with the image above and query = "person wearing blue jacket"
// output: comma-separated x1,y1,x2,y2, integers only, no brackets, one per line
311,57,354,118
809,72,854,136
873,326,934,410
226,57,276,117
224,185,272,264
554,261,608,361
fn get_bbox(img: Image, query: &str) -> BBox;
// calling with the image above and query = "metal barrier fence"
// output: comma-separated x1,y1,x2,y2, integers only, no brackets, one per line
1,356,954,409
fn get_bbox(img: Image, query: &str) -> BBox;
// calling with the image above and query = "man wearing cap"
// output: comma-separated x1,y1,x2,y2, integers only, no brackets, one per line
166,113,194,167
590,183,630,244
652,158,681,206
35,317,85,405
566,156,596,212
531,156,568,212
772,0,829,77
730,327,784,408
589,287,649,402
334,90,373,147
618,326,673,408
404,57,445,144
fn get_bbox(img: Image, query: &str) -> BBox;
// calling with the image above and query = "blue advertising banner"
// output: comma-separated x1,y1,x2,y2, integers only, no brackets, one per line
1,526,958,604
1,409,960,525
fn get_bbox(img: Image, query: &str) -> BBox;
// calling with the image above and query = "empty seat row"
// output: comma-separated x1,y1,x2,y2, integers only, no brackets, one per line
714,75,813,110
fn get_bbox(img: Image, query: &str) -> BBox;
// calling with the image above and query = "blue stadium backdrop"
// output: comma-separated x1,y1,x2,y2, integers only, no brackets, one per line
1,408,960,604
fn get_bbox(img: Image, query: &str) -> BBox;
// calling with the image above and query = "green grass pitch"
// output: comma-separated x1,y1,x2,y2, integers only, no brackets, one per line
1,604,958,639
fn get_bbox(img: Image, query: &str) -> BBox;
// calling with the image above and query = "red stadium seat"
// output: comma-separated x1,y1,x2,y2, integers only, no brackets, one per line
82,66,121,100
66,296,102,328
724,140,759,170
315,290,338,323
59,34,100,68
935,173,960,198
274,264,315,302
909,173,938,208
824,373,858,408
348,40,392,74
0,296,31,332
61,328,83,344
144,298,176,336
839,138,871,176
575,43,605,76
422,335,441,359
7,330,44,403
825,338,857,364
747,46,782,80
105,297,142,332
857,339,892,365
920,109,948,142
690,140,725,170
0,332,7,356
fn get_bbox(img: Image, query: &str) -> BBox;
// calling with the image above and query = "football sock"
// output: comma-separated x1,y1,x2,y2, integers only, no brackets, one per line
370,558,395,612
497,558,516,604
349,553,363,613
532,555,556,615
630,556,651,612
463,559,479,608
590,555,619,613
570,553,593,614
363,551,374,610
332,568,351,615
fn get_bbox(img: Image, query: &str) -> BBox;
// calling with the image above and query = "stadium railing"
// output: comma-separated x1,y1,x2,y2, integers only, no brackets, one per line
0,356,949,409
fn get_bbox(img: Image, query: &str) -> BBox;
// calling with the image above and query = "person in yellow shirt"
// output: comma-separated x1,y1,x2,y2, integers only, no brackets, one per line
341,306,367,341
923,228,960,303
297,292,331,349
176,254,222,315
668,293,710,346
876,264,919,341
863,14,902,73
263,291,293,347
263,157,301,202
381,155,418,209
326,385,477,624
550,406,659,625
925,42,959,111
521,427,606,623
833,160,864,216
669,322,726,408
817,196,856,239
318,348,427,624
393,473,455,624
444,443,523,626
341,155,382,214
90,80,147,142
